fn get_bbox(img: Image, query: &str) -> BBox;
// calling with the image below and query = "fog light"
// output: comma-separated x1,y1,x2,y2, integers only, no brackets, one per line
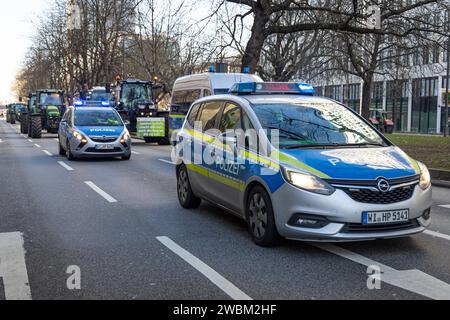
422,208,431,220
289,214,329,229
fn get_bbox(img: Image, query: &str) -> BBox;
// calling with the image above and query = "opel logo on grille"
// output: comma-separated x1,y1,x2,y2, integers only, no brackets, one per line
377,179,390,193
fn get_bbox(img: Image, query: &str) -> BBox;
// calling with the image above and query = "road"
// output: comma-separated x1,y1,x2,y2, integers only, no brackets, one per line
1,117,450,300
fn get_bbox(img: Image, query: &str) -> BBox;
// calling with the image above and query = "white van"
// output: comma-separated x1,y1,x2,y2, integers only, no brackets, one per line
169,72,263,132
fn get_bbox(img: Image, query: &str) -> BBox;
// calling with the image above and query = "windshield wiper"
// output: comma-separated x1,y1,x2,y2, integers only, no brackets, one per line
265,126,308,141
283,142,386,150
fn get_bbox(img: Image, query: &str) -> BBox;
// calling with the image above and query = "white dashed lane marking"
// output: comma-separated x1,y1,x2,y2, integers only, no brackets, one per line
158,159,176,165
58,161,74,172
84,181,118,203
43,150,53,156
424,230,450,242
314,243,450,300
34,144,41,148
157,236,252,301
0,232,32,300
438,205,450,209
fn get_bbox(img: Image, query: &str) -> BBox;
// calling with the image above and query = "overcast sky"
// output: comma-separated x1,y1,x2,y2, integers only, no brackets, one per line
0,0,48,103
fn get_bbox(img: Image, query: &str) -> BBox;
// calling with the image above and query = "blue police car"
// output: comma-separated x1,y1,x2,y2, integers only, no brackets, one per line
58,103,131,160
174,82,432,246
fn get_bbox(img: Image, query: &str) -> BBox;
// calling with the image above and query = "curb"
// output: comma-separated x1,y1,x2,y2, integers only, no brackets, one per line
432,180,450,189
430,169,450,183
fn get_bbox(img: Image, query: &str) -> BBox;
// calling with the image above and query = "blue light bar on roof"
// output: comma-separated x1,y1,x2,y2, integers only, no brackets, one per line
74,100,110,107
230,82,315,96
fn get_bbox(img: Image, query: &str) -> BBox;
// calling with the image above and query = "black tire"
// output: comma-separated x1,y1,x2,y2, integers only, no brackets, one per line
30,117,42,139
20,115,28,134
246,186,281,247
157,137,171,146
177,164,201,209
66,139,75,161
122,154,131,161
10,115,16,124
58,137,66,156
144,137,154,144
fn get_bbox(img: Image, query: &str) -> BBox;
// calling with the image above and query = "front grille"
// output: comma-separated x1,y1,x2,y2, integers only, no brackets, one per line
342,219,421,234
343,186,415,204
90,137,118,143
85,147,122,153
327,175,419,204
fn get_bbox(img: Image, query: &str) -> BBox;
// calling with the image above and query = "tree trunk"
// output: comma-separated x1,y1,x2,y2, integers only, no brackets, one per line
361,79,373,120
241,5,269,73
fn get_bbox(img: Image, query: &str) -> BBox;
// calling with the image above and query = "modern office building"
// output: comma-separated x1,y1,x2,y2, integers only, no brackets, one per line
312,50,449,134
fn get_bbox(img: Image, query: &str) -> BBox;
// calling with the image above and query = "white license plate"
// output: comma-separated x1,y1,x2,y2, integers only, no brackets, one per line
95,144,114,150
362,210,409,225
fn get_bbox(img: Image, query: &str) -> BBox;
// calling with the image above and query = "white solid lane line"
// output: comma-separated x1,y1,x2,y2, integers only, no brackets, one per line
157,236,252,301
438,204,450,209
84,181,118,203
34,144,41,148
158,159,176,165
0,232,32,300
58,161,74,172
43,150,53,156
314,243,450,300
424,230,450,241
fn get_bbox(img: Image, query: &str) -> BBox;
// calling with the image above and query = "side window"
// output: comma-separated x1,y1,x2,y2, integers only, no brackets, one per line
203,89,212,97
186,103,201,128
198,101,222,132
242,112,259,151
219,103,242,132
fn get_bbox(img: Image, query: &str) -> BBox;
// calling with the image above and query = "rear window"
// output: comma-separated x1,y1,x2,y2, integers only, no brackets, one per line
75,110,123,127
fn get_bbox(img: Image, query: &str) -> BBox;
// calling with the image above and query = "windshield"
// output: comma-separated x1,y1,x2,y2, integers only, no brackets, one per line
75,110,123,127
121,84,152,105
251,102,387,149
40,93,63,105
90,90,110,101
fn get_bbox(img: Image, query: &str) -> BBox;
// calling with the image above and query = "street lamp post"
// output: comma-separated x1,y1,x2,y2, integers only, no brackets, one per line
445,37,450,137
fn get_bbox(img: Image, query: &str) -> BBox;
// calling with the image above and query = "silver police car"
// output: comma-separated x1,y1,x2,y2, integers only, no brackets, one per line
58,105,132,160
175,82,432,246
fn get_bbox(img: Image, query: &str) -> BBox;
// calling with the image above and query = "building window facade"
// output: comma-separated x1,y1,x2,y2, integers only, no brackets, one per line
411,77,438,134
387,80,409,132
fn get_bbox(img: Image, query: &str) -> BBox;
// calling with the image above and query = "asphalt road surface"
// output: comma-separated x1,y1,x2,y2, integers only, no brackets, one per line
1,117,450,300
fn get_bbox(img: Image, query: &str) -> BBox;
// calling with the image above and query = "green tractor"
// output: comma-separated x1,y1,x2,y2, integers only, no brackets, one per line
27,90,65,138
6,104,16,124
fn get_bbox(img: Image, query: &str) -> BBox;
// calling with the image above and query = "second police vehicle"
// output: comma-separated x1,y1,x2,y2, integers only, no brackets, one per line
58,99,131,161
175,82,432,246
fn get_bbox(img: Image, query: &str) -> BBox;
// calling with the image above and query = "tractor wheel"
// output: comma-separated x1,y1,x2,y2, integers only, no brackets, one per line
20,115,28,134
30,117,42,139
10,115,16,124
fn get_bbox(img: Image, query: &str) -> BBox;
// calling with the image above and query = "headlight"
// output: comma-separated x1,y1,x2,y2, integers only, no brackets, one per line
282,167,335,196
121,130,131,143
73,131,84,141
418,161,431,190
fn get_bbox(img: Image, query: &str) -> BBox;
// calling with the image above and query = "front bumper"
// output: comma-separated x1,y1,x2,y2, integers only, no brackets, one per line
70,137,131,158
271,183,433,242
